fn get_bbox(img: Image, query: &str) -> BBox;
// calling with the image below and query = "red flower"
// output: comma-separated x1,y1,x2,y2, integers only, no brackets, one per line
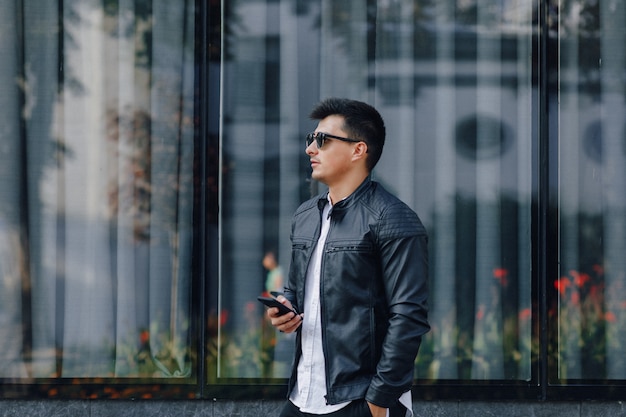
476,305,485,321
589,284,601,298
592,264,604,276
555,277,571,296
519,308,531,321
570,270,590,288
605,311,617,323
219,309,229,327
245,301,256,314
139,329,150,345
493,268,509,286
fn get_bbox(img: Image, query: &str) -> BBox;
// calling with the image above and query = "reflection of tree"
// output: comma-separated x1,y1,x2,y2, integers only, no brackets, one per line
7,0,196,381
552,0,602,96
105,104,194,241
221,0,244,61
9,5,67,377
102,0,153,65
106,109,153,242
556,0,600,36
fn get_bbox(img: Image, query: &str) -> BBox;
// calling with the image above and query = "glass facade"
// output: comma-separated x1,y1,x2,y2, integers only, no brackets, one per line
1,0,196,391
219,0,534,384
553,0,626,383
0,0,625,400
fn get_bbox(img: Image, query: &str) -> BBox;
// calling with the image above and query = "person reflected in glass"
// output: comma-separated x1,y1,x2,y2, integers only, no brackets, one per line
267,98,429,417
263,250,284,294
261,249,291,378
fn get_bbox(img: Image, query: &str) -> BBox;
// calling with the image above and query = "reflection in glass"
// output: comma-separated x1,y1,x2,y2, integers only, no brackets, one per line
0,1,195,379
219,0,534,381
556,0,626,380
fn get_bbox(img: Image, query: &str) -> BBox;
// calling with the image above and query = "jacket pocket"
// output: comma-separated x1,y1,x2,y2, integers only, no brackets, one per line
326,241,373,253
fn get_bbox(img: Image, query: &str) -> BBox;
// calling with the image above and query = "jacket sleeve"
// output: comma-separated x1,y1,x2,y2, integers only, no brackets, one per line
365,202,430,408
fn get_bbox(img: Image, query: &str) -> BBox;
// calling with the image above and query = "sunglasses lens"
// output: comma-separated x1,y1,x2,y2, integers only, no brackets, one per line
306,133,325,148
316,133,324,148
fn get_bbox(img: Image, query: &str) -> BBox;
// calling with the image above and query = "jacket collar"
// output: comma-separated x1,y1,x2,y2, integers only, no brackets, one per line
316,176,373,220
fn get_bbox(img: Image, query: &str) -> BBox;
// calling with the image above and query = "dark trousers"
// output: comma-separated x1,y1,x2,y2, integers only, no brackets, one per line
278,399,407,417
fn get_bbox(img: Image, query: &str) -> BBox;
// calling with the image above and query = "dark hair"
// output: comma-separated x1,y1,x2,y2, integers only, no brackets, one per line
309,97,386,171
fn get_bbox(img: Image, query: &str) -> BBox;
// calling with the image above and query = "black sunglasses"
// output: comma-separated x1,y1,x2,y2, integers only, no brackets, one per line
306,132,361,149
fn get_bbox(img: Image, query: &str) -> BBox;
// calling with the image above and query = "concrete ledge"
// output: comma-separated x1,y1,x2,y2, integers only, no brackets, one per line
0,400,624,416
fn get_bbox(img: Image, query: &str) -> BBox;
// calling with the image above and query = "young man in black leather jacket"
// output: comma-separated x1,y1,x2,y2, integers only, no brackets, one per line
267,98,429,417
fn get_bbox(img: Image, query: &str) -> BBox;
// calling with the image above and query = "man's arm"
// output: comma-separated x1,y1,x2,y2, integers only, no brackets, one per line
365,204,430,408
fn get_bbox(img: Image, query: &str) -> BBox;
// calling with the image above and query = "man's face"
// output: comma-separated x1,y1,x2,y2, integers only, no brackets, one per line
306,115,356,186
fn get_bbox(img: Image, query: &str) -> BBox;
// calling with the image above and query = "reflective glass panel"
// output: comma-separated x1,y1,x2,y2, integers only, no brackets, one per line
218,0,535,382
0,1,196,381
555,0,626,381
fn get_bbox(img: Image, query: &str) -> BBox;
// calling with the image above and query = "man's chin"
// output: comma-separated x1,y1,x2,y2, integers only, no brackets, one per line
311,172,327,182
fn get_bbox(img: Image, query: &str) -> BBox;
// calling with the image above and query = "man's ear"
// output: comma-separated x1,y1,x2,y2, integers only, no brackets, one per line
352,142,368,161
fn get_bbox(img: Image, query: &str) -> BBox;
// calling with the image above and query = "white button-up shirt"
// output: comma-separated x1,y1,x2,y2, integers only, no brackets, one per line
290,198,350,414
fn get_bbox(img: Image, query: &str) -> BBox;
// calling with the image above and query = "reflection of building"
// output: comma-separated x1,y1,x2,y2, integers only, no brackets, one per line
2,0,626,415
222,2,536,383
219,0,626,401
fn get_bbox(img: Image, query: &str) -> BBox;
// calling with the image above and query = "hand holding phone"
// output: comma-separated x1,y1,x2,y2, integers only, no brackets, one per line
257,295,297,316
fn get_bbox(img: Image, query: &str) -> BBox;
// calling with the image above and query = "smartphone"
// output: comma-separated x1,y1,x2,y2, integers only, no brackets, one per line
257,296,297,316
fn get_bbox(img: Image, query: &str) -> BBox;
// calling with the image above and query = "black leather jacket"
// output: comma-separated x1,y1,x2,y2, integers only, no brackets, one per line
284,177,429,408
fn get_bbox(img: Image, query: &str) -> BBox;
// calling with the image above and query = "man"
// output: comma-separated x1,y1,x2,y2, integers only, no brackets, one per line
268,98,429,417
